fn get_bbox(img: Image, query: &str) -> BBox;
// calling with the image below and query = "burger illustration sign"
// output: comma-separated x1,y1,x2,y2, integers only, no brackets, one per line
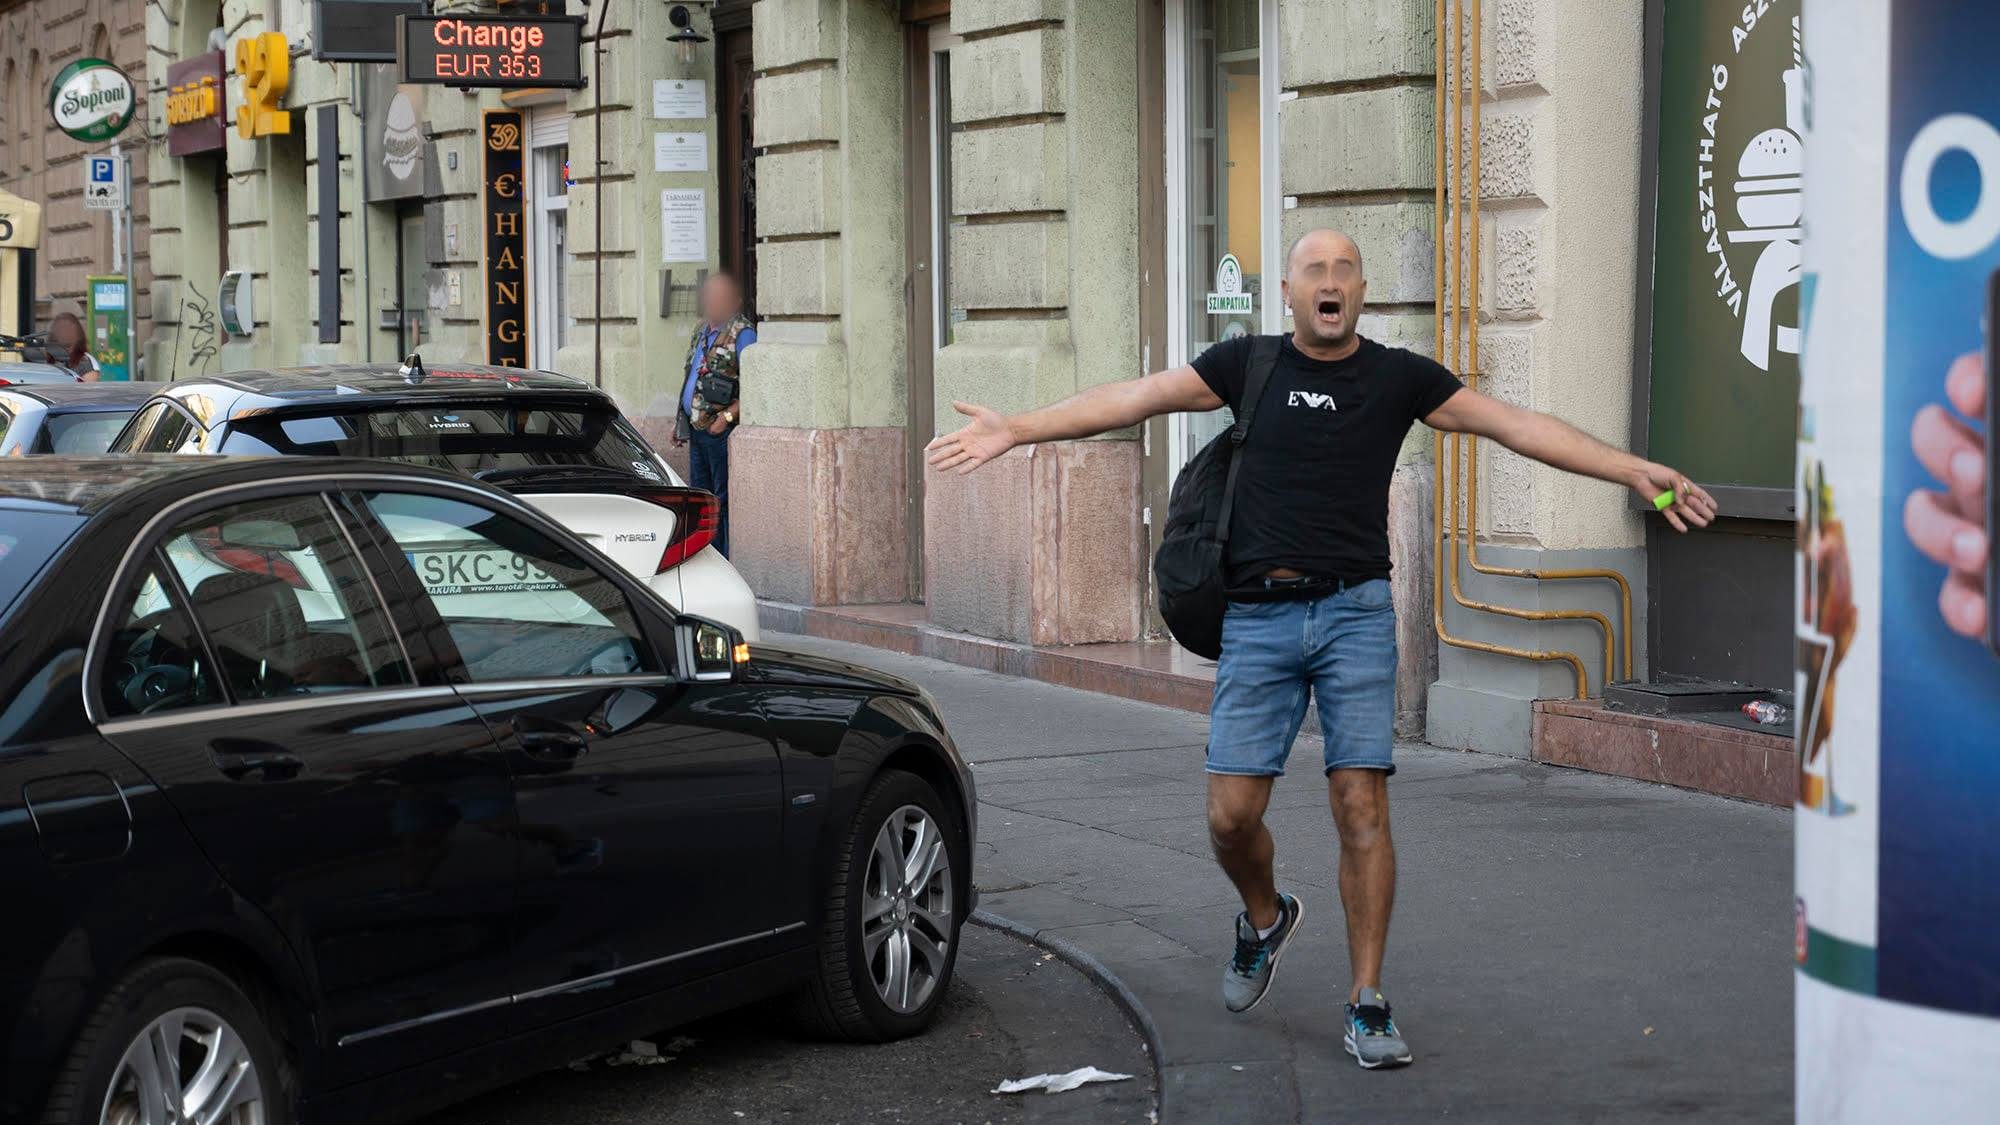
1641,0,1802,496
362,63,433,201
49,58,136,143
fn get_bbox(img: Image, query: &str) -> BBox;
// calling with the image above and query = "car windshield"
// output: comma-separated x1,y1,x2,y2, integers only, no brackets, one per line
219,404,669,482
43,410,139,453
0,508,87,620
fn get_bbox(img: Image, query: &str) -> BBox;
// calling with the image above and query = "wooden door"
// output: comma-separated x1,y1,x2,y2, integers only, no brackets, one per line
718,28,757,316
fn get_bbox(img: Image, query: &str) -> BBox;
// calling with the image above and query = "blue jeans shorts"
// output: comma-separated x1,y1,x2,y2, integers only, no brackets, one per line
1206,579,1399,778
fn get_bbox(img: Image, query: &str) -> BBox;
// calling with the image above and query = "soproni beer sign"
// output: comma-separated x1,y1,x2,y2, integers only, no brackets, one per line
49,58,137,143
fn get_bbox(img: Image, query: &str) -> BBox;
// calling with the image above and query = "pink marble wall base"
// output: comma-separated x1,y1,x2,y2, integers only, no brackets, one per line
729,426,909,606
926,439,1144,647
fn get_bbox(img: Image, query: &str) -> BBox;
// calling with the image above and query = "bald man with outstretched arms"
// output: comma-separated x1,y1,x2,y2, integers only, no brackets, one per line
927,229,1717,1069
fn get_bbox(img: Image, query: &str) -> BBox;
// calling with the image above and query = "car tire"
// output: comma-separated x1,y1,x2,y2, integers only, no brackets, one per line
41,956,294,1125
794,769,965,1042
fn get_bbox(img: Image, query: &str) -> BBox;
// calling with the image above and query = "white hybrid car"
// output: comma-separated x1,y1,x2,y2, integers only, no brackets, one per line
104,362,760,640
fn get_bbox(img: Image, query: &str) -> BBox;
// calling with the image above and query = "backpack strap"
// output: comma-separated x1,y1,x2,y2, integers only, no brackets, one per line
1215,335,1282,547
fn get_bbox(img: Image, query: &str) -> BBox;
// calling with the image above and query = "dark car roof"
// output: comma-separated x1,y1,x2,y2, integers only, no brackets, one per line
0,382,168,408
0,454,473,517
187,364,591,397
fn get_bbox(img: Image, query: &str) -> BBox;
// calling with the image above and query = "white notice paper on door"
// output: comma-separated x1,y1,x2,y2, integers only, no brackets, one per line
653,131,709,173
653,79,706,119
662,189,706,262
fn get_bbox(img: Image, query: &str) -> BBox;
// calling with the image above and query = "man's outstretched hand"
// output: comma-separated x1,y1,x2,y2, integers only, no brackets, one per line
1631,462,1718,532
925,401,1017,474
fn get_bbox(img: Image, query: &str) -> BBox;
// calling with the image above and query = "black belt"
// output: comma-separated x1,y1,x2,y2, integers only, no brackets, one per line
1226,574,1366,603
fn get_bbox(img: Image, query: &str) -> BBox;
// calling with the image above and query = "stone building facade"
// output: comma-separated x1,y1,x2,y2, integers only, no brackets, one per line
143,0,757,410
130,0,1673,755
0,0,153,354
737,0,1659,752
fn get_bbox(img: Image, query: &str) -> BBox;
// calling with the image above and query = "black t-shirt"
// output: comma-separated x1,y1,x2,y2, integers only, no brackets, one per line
1192,335,1464,586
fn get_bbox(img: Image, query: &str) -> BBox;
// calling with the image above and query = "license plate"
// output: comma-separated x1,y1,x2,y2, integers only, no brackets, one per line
408,548,562,595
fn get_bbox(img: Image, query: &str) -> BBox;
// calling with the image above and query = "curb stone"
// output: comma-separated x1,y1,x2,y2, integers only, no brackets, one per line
971,907,1170,1124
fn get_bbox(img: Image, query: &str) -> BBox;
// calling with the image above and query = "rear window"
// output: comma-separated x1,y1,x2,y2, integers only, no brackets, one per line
220,405,668,482
0,509,87,619
42,410,138,454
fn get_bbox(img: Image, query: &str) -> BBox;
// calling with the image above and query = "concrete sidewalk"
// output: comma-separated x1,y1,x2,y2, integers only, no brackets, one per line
773,632,1793,1124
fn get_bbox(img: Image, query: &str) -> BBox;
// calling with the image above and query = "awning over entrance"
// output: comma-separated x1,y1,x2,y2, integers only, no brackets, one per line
0,189,45,342
0,189,44,251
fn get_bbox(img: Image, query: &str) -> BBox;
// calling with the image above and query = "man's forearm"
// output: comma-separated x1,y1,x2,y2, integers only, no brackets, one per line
1006,380,1157,445
1496,409,1649,489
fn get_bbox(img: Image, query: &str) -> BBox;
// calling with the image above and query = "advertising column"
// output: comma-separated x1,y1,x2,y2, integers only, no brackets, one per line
1797,1,2000,1118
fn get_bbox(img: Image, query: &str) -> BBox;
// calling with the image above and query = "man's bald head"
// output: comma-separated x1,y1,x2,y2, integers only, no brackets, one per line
1286,229,1364,278
1282,229,1368,354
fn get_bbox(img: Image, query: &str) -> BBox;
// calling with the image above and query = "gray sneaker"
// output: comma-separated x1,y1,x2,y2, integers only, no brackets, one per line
1344,988,1414,1069
1221,893,1304,1013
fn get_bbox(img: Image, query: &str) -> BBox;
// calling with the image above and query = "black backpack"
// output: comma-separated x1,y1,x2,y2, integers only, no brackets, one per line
1153,336,1280,658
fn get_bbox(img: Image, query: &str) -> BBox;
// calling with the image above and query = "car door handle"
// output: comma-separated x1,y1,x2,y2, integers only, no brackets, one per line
210,739,304,782
517,726,590,761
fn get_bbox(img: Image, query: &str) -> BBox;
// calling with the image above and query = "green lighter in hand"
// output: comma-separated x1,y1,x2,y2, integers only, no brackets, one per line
1652,489,1677,511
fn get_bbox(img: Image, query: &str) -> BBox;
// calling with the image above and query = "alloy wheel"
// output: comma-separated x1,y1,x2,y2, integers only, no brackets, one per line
100,1006,265,1125
861,803,954,1014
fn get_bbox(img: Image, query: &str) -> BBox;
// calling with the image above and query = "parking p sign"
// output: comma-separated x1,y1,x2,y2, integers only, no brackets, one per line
83,155,123,210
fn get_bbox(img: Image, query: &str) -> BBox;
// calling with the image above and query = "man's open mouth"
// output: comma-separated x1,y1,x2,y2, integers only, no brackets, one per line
1316,299,1343,320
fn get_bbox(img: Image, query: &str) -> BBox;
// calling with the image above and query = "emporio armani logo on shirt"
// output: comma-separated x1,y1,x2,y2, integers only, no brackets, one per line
1288,390,1338,411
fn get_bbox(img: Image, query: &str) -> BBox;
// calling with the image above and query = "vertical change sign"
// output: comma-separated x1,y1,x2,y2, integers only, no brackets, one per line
1797,1,2000,1118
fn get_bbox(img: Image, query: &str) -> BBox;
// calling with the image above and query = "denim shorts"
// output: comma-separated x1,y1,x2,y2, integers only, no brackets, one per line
1205,579,1398,778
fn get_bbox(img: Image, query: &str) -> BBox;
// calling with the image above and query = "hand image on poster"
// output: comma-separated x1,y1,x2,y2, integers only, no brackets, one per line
1901,350,1987,642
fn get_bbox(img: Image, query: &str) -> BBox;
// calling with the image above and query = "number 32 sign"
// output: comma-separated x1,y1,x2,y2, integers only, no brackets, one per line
235,32,291,139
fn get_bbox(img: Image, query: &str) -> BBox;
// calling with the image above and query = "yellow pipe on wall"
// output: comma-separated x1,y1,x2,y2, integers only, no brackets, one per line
1455,0,1636,682
1439,0,1613,693
1428,0,1589,701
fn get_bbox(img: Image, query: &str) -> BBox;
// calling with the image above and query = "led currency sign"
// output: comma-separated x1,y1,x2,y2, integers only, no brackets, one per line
398,15,585,89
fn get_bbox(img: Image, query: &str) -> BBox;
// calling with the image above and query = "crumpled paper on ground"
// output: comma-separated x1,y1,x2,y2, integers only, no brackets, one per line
992,1066,1135,1095
600,1039,672,1067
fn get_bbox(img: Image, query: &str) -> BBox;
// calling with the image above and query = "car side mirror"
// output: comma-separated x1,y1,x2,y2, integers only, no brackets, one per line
676,614,747,682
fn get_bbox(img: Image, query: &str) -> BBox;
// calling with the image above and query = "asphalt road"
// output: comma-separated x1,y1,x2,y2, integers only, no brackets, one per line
768,633,1793,1124
417,922,1155,1125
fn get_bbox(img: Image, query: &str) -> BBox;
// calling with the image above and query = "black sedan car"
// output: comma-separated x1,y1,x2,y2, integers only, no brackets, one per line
0,383,165,455
0,457,974,1125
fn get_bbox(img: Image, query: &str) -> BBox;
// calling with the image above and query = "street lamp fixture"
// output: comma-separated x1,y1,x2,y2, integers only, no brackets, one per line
667,5,708,65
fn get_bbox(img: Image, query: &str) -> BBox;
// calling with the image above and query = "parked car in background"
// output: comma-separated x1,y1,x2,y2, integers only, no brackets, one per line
0,383,165,455
0,455,974,1125
105,360,759,639
0,361,84,386
0,332,88,383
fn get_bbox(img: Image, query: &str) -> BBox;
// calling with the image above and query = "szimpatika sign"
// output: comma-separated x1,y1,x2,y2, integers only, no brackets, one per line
1644,0,1802,493
49,58,137,143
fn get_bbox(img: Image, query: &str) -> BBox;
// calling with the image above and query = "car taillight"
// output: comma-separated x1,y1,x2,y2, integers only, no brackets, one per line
637,488,719,572
187,528,312,589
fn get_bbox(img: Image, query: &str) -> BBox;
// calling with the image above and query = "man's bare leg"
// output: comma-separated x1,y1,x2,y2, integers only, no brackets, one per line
1328,767,1395,1002
1207,773,1280,929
